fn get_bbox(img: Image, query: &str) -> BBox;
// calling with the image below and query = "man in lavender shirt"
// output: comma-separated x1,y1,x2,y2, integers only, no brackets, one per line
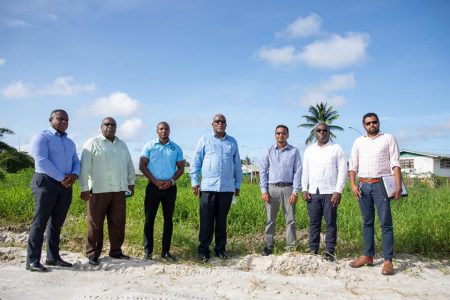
260,125,302,256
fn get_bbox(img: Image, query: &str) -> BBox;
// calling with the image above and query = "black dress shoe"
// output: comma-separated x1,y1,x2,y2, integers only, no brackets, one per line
144,253,153,260
215,251,230,259
109,253,130,259
88,258,100,266
262,247,273,256
45,258,73,267
324,251,336,262
161,252,177,261
198,254,209,263
26,262,48,272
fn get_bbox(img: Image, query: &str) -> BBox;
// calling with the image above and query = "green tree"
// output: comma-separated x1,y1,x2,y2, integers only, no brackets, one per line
298,102,344,144
0,127,34,173
241,155,252,166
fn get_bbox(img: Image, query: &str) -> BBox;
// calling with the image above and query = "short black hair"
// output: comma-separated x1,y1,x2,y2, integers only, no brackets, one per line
275,124,289,133
362,112,379,123
49,109,68,121
157,121,170,129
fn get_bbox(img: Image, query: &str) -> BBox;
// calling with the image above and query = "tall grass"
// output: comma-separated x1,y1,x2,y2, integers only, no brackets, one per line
1,170,449,259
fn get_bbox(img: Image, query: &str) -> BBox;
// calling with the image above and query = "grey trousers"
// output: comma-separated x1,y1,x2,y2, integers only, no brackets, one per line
264,185,296,250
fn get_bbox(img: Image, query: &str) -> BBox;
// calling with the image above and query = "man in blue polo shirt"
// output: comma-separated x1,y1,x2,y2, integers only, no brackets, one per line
190,113,243,262
139,122,184,260
27,109,80,272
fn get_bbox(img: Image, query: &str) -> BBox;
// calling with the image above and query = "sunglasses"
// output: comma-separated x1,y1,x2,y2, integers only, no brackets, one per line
214,120,226,124
102,123,117,127
315,129,328,133
275,132,287,135
364,121,378,126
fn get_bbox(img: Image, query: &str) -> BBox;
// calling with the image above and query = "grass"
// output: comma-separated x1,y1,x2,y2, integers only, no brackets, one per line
1,169,449,259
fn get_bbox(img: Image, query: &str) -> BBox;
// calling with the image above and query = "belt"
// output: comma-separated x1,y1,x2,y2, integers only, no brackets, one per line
270,182,293,187
359,177,381,184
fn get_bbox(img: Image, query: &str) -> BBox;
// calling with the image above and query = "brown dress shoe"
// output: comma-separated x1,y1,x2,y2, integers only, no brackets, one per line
349,256,374,268
382,260,394,275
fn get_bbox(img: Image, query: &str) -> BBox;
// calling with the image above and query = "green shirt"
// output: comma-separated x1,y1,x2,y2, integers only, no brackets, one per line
80,135,136,193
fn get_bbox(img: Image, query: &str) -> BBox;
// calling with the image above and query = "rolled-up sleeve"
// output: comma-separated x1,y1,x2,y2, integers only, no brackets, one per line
190,137,205,187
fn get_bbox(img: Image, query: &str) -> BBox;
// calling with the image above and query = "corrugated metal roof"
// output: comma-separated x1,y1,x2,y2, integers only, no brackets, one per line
400,149,450,159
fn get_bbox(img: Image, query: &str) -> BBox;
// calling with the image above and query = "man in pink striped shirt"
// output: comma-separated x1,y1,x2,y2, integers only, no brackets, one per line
348,112,402,276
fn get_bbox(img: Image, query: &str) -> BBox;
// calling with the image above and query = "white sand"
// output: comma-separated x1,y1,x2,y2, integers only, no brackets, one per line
1,230,449,300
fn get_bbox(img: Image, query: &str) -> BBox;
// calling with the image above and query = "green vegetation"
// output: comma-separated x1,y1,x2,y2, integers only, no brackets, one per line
0,127,34,174
1,170,449,259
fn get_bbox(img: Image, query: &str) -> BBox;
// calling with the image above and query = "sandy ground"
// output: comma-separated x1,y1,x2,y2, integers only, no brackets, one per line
0,230,449,300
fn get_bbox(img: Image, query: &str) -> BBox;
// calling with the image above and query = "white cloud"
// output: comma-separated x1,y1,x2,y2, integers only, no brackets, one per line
257,46,300,67
39,76,96,96
118,118,146,141
299,33,370,69
397,119,450,145
1,81,31,99
277,13,322,38
0,58,5,66
2,18,30,28
299,73,356,107
89,92,141,116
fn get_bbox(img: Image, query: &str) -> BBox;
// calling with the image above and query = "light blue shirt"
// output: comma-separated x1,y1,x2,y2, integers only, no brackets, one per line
190,133,243,192
140,138,183,180
260,143,302,193
30,127,80,181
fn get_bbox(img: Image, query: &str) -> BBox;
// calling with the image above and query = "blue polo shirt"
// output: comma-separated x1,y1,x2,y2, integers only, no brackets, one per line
140,138,183,180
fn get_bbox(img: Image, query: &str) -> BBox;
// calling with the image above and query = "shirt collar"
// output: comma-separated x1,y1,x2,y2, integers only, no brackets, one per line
364,131,384,139
314,140,333,148
212,133,228,140
275,142,292,150
48,127,67,137
99,134,118,143
155,138,172,145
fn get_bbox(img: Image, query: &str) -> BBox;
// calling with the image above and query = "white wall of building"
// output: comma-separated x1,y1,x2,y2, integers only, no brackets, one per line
434,160,450,177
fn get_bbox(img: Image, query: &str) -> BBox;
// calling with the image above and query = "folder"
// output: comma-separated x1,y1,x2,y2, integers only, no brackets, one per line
381,175,408,199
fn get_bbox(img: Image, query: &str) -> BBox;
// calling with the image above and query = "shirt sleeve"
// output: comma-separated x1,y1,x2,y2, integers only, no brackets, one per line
301,148,309,192
292,148,302,193
125,143,136,186
259,148,270,193
30,132,65,181
70,140,80,176
389,135,401,170
176,145,184,162
190,137,205,187
348,139,359,173
335,145,348,193
79,139,93,192
140,143,149,158
233,140,243,190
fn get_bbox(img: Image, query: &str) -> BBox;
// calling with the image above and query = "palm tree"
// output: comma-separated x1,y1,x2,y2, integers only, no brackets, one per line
298,102,344,144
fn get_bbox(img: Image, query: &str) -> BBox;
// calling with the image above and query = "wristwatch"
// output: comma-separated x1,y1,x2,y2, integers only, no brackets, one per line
170,179,175,186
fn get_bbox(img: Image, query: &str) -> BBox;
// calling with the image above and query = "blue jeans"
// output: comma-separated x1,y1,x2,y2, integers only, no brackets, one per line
359,182,393,259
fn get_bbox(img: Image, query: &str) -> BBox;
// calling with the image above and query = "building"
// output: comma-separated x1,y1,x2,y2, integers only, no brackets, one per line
400,150,450,177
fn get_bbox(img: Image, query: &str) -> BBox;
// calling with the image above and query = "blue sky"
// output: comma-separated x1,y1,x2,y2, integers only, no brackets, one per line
1,0,449,165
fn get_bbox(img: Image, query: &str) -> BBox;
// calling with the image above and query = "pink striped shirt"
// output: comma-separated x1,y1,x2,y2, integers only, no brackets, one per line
349,132,400,178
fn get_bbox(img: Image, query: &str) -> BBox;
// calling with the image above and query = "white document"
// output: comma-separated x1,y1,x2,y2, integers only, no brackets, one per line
381,175,408,198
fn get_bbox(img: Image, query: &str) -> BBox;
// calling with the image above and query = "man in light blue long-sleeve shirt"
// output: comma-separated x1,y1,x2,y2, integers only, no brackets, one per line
190,114,243,262
27,109,80,272
260,125,302,256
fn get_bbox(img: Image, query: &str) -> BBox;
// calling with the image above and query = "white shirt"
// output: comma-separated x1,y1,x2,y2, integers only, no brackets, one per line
301,141,347,194
348,132,400,178
80,135,136,193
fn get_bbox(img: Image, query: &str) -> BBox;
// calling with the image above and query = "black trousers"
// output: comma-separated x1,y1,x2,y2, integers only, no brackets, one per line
143,183,177,255
27,173,72,263
307,193,337,254
198,191,233,256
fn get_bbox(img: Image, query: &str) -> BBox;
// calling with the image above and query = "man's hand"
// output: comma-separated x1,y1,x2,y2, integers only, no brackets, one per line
261,192,271,203
192,185,200,196
330,192,342,207
128,185,135,195
351,183,361,200
159,180,172,190
288,192,298,205
62,174,77,188
80,191,90,201
391,189,402,200
235,189,240,196
302,191,311,202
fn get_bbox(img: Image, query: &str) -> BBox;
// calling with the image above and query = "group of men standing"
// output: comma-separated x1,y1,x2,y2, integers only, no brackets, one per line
26,109,402,276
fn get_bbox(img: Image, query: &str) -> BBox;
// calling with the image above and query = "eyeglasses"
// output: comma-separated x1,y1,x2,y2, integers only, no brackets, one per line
315,129,328,133
364,121,378,126
275,132,287,135
103,123,117,127
214,120,226,124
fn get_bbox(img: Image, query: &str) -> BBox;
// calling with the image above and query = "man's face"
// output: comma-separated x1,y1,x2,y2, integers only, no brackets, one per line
275,127,289,144
50,111,69,133
363,116,380,135
157,123,170,140
101,118,117,140
314,124,330,144
212,115,227,135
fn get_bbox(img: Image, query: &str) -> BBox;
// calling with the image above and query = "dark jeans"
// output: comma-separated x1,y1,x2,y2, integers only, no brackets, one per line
359,182,394,259
198,191,233,256
144,183,177,255
307,193,337,254
86,192,126,259
27,173,72,263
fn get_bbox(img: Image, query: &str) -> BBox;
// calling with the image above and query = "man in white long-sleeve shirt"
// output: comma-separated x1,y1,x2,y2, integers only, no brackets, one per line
301,122,347,261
